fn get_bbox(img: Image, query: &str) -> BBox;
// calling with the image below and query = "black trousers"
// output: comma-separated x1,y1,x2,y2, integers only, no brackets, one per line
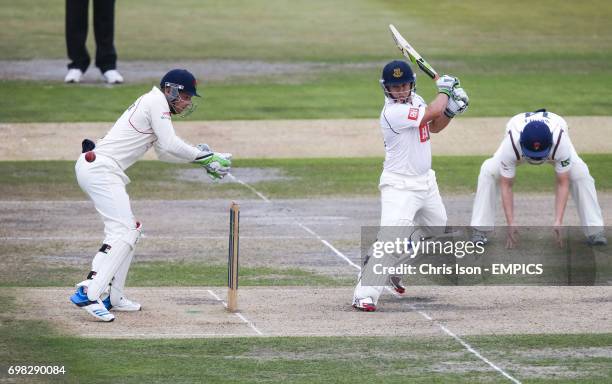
65,0,117,73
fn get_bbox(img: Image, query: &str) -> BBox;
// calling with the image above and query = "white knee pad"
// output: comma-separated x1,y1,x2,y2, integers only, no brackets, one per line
88,223,142,301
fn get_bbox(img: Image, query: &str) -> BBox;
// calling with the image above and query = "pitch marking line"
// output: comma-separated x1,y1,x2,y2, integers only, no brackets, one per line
207,289,263,336
227,174,270,202
295,222,361,269
231,175,522,384
0,235,313,241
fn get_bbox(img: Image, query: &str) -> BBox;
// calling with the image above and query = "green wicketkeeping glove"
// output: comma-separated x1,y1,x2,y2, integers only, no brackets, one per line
193,151,232,180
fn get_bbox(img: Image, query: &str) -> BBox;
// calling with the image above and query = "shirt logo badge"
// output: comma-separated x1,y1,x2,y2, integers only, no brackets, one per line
408,108,419,120
393,68,403,78
561,159,570,167
161,112,172,120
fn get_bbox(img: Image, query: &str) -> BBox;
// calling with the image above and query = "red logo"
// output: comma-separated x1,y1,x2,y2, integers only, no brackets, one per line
419,121,430,142
408,108,419,120
533,142,541,150
161,111,172,120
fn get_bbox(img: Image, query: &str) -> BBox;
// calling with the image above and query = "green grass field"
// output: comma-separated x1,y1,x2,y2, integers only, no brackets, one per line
1,309,611,384
1,155,611,200
1,1,611,122
2,68,612,122
2,0,611,61
2,1,611,382
0,261,351,288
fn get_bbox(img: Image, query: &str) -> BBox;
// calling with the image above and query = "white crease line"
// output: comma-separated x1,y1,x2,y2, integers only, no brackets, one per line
233,174,522,384
295,222,361,270
227,174,270,203
207,289,263,336
437,324,522,384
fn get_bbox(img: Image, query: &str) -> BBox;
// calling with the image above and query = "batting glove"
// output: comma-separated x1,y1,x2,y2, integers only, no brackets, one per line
436,75,460,97
452,87,469,104
444,87,469,118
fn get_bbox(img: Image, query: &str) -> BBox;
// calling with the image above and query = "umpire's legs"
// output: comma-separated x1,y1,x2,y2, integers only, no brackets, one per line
93,0,117,72
65,0,91,71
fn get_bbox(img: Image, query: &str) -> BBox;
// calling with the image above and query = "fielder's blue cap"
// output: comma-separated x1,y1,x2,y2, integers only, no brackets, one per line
382,60,415,86
160,69,200,97
520,121,553,159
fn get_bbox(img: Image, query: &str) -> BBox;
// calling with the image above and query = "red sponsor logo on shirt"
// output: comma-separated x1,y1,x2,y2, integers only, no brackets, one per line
161,112,172,120
419,121,430,142
408,108,419,120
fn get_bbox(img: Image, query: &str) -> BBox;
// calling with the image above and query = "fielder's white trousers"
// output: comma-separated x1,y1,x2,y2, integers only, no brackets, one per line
470,154,604,236
75,153,137,298
354,170,447,304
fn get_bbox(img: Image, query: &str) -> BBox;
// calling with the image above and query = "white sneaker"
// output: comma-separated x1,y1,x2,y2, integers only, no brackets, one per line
103,69,124,84
70,286,115,322
352,297,377,312
64,68,83,83
85,300,115,321
108,296,141,312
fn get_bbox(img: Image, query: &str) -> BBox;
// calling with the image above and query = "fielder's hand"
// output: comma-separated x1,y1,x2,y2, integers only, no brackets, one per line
193,151,232,180
436,75,460,97
444,87,469,118
553,222,565,248
505,225,519,249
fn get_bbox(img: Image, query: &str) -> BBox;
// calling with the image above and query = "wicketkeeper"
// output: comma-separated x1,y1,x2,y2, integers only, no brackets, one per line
70,69,232,322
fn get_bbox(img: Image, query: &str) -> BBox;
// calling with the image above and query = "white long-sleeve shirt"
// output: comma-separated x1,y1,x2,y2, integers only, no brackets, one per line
95,86,200,170
495,111,574,178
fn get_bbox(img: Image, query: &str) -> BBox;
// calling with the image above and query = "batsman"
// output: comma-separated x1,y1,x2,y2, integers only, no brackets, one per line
70,69,233,322
352,59,469,312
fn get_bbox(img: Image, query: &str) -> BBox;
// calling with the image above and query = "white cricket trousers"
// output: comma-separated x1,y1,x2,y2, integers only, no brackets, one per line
354,170,447,304
75,153,137,298
470,153,604,236
76,153,136,242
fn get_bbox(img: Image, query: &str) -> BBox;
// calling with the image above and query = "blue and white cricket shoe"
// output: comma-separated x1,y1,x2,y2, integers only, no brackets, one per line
70,286,115,322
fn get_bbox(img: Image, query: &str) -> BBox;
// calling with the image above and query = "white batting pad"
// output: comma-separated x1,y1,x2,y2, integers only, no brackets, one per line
87,224,141,301
109,249,135,304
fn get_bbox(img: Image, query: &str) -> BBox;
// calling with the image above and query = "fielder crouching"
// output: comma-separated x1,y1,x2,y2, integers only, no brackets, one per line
470,109,607,248
352,60,469,312
70,69,232,322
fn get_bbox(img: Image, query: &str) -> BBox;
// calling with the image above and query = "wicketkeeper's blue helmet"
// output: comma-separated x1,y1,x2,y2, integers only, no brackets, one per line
160,69,200,97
